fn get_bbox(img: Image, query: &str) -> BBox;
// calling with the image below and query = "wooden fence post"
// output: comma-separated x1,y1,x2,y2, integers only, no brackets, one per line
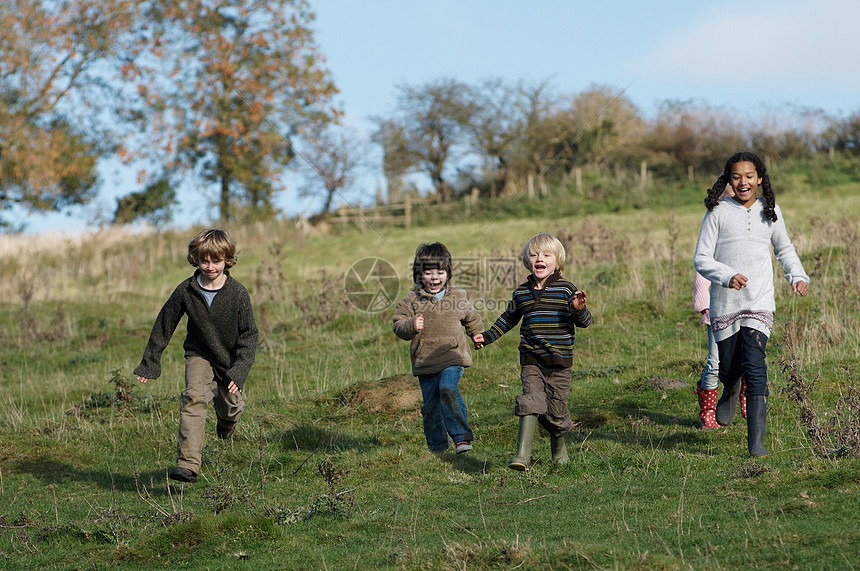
404,196,411,229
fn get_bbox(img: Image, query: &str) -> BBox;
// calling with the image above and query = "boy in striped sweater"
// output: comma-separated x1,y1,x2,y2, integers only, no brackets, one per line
473,233,591,470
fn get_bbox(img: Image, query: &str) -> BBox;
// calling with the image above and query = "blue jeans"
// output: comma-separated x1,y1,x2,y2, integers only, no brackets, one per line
717,327,769,397
700,325,721,390
418,366,473,452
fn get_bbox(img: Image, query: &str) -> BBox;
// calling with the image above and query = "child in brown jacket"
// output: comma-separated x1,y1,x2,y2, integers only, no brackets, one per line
393,243,484,455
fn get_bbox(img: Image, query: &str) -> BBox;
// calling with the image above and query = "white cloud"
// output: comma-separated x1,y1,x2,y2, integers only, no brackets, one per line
628,0,860,90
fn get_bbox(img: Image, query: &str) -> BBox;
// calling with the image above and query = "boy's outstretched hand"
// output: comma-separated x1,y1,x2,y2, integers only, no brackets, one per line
572,290,587,311
793,281,809,296
473,333,484,349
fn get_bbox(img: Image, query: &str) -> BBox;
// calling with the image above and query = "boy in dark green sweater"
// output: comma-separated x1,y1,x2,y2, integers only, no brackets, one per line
474,233,591,471
135,229,258,483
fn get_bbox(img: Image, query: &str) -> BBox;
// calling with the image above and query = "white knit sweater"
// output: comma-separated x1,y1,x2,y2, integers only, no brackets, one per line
693,197,809,341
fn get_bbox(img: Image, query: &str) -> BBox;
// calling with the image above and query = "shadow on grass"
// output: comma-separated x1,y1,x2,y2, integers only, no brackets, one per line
439,452,495,475
12,456,172,493
563,402,725,454
274,424,379,452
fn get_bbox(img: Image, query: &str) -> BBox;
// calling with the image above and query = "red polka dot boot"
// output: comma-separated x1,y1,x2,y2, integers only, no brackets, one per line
696,381,719,429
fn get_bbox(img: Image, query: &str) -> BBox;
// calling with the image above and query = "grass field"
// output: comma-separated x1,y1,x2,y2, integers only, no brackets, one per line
1,175,858,569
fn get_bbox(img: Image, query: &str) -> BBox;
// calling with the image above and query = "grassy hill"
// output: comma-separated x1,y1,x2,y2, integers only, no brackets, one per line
1,174,858,569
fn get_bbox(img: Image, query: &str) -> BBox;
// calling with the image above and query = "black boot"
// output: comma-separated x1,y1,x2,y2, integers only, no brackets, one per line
715,379,741,426
746,396,768,456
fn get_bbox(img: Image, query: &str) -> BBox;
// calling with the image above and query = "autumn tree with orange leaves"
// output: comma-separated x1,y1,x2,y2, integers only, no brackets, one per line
119,0,340,224
0,0,136,229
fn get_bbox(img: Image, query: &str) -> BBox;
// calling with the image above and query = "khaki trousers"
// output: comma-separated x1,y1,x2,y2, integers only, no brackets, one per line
176,356,245,473
516,363,573,437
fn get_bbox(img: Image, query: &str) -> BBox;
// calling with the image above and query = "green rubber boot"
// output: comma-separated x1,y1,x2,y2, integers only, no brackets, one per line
550,434,569,464
508,415,537,471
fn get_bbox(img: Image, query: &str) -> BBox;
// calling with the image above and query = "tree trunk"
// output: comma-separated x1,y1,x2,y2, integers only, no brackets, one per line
321,188,336,220
220,176,231,225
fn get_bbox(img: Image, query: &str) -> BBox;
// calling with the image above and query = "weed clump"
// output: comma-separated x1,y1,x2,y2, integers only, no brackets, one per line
312,457,355,517
779,327,860,458
66,369,159,417
733,461,771,478
200,451,255,515
269,457,355,525
441,536,533,569
291,270,353,326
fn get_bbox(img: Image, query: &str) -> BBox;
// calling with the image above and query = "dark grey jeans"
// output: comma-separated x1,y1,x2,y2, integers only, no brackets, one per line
717,327,769,397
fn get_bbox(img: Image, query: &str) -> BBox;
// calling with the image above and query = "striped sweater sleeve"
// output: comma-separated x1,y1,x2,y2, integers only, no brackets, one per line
482,292,524,345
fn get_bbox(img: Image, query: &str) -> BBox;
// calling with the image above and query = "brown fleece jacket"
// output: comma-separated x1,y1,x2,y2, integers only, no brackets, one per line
392,285,484,376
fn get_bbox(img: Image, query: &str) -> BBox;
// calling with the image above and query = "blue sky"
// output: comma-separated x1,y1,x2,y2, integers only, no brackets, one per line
20,0,860,235
315,0,859,124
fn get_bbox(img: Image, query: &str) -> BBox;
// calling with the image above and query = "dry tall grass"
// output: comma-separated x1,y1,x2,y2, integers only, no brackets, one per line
2,190,857,405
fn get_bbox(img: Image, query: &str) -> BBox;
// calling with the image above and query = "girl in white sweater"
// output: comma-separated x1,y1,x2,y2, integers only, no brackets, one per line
694,152,809,456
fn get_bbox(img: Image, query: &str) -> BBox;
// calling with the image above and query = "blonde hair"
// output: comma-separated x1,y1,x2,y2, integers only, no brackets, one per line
522,233,565,273
187,228,238,268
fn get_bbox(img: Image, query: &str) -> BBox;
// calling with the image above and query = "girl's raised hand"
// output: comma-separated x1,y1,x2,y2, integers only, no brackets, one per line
415,314,424,331
729,274,748,290
793,281,809,296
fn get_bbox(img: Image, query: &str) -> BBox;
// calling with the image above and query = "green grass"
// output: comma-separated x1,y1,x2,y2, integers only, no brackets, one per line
1,174,859,569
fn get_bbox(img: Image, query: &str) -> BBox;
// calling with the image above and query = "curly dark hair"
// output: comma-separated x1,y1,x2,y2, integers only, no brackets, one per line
411,242,453,285
704,151,777,222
